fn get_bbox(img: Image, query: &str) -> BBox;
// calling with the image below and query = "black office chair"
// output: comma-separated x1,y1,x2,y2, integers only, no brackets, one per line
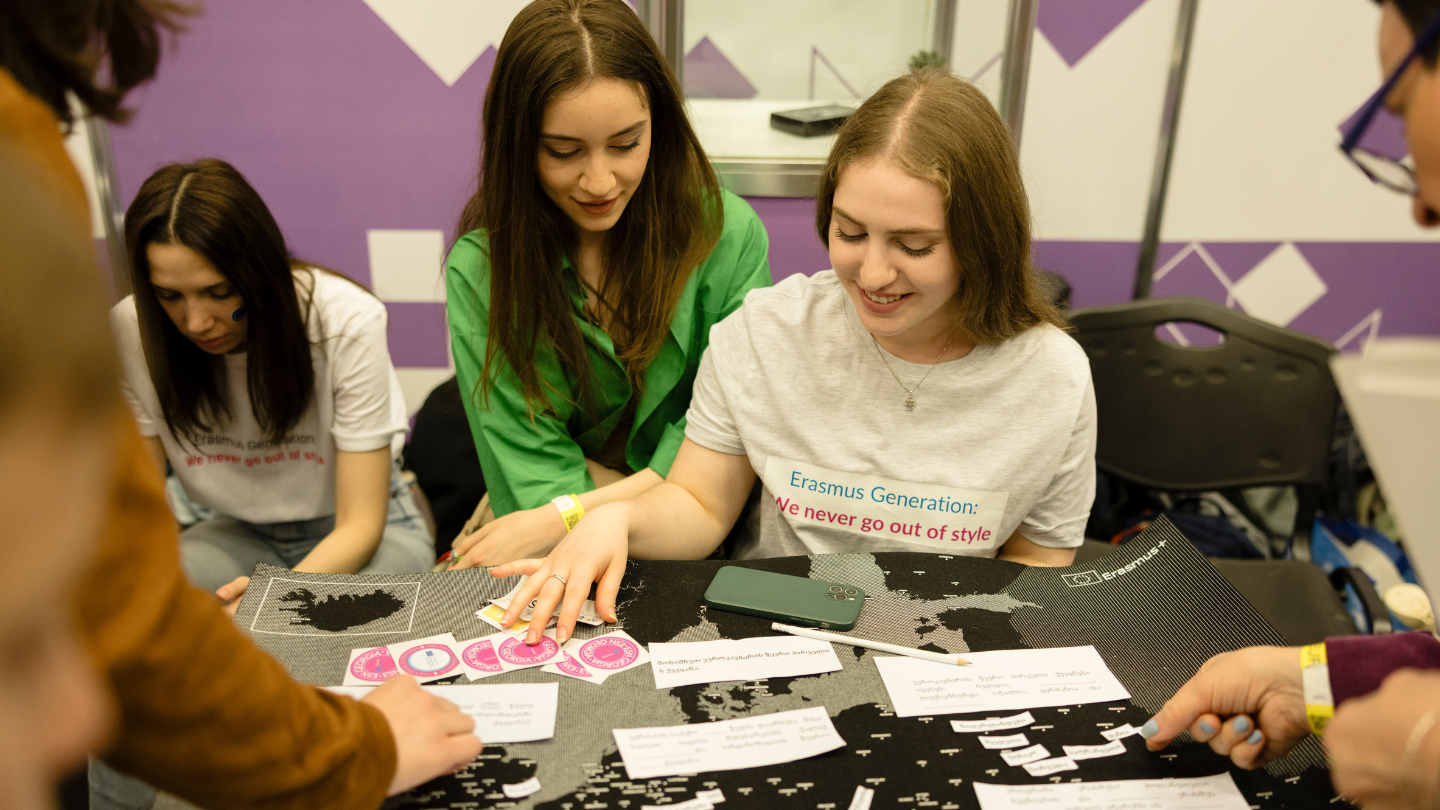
1069,296,1391,641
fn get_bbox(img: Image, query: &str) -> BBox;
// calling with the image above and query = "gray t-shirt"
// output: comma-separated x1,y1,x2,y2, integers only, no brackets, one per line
685,271,1096,560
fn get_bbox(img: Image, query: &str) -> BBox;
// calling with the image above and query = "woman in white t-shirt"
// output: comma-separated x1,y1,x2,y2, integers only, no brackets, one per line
492,68,1098,645
111,159,435,607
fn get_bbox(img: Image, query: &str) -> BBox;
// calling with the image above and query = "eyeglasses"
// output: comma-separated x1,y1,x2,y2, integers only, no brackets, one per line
1340,14,1440,194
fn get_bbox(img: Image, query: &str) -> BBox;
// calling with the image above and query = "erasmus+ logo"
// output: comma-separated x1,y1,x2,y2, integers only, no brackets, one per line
1061,543,1166,588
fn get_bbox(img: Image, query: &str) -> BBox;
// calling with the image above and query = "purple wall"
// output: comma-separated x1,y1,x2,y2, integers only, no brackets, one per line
109,0,1440,371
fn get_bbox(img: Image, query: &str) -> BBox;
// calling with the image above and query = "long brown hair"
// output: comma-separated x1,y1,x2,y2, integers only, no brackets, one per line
0,0,192,126
124,159,316,445
815,68,1062,344
455,0,721,412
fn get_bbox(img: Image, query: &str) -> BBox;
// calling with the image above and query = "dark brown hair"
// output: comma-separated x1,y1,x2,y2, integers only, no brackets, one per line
0,145,118,416
0,0,192,126
124,159,316,445
455,0,721,412
815,68,1063,345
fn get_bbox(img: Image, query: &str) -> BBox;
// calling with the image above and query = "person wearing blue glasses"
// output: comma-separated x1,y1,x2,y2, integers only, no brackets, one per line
1139,2,1440,807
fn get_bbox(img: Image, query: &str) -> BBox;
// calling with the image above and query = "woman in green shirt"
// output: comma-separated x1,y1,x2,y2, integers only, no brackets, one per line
445,0,771,568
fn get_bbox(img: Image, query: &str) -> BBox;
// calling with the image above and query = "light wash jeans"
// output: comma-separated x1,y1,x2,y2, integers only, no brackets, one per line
90,462,434,810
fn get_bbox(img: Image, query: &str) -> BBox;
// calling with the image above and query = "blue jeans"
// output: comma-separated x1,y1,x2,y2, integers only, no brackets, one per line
180,460,436,594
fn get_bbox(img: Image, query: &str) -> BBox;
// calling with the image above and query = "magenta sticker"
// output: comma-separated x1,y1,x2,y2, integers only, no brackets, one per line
555,652,594,678
349,648,398,683
498,634,560,666
396,643,460,677
462,639,504,673
578,636,641,670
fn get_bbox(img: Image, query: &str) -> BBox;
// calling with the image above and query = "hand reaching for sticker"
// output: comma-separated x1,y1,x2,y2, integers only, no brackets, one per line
361,675,483,794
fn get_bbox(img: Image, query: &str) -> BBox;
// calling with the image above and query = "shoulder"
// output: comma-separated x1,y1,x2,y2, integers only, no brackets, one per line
717,189,761,234
109,294,139,330
444,230,491,305
993,323,1092,390
715,270,842,341
305,268,387,330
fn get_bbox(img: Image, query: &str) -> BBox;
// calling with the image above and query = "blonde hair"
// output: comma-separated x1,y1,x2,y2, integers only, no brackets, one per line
815,68,1062,344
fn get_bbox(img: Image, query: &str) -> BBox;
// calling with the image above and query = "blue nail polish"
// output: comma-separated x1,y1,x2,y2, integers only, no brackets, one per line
1233,716,1251,734
1247,729,1262,745
1199,719,1216,735
1140,719,1159,738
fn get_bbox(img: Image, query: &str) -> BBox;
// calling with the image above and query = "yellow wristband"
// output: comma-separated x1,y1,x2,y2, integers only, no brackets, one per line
1301,642,1334,736
551,494,585,532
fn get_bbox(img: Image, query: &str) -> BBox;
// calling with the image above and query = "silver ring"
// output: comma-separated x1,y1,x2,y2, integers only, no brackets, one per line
549,573,568,586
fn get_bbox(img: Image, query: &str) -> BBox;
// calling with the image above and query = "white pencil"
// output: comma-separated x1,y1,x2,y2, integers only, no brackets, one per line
771,622,971,666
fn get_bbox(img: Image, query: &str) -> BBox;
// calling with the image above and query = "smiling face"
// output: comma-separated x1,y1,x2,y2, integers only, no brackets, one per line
1379,1,1440,226
536,77,652,239
147,243,248,354
828,157,962,357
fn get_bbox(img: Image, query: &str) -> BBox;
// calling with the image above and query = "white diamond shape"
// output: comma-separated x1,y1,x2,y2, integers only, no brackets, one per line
368,229,446,302
362,0,528,86
1230,243,1327,327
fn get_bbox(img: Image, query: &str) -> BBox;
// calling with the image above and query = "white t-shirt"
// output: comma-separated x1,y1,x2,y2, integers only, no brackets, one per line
685,270,1096,560
112,268,409,524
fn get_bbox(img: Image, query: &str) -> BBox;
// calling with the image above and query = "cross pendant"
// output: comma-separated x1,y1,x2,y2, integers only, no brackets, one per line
904,394,916,411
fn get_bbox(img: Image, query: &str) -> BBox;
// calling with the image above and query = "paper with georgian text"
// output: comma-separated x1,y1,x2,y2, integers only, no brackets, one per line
972,773,1249,810
613,706,845,779
874,645,1129,718
327,683,557,743
649,636,842,689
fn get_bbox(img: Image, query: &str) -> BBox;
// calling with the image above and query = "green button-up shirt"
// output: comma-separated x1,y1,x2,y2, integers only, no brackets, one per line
445,190,772,517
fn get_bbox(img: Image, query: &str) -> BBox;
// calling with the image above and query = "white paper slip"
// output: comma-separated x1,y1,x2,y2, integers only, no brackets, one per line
874,645,1130,718
649,635,842,689
343,647,400,686
1022,757,1078,777
696,788,725,803
1062,739,1127,760
978,733,1029,750
973,773,1251,810
848,785,875,810
502,777,541,798
386,633,463,683
613,706,845,779
326,683,559,743
642,798,713,810
1101,723,1139,741
999,744,1050,766
950,711,1035,733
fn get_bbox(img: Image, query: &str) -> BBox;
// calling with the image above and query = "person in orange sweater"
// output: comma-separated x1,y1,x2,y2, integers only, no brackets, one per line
0,1,483,808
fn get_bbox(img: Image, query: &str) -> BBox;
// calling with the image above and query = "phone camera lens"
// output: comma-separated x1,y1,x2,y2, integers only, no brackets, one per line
828,586,842,592
844,588,858,595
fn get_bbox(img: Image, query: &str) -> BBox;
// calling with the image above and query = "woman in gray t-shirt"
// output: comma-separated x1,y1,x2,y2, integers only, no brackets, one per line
492,68,1097,646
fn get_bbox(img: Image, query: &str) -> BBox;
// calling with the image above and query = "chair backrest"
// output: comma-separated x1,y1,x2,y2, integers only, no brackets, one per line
1069,296,1338,493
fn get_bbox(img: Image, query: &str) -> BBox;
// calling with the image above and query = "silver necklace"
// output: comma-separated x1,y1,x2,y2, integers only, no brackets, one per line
870,334,953,411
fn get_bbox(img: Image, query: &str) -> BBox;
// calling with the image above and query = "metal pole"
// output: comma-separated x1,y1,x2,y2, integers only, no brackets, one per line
997,0,1037,149
641,0,684,87
1133,0,1200,300
932,0,958,67
83,114,130,299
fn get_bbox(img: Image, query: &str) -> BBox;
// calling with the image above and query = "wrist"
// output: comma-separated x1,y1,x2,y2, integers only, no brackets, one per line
550,493,585,532
1403,707,1440,808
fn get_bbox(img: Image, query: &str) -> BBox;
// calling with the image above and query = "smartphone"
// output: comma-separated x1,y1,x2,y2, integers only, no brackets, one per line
702,567,865,631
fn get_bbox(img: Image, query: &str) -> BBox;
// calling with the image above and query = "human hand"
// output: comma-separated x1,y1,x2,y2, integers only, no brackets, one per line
217,576,249,618
487,502,630,644
1140,645,1309,769
362,674,484,795
1327,668,1440,809
448,504,567,569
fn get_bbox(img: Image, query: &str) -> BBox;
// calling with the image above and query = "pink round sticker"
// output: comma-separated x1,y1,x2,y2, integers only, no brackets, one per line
462,639,504,673
397,643,459,677
577,636,640,670
555,652,593,678
498,635,560,666
349,648,398,683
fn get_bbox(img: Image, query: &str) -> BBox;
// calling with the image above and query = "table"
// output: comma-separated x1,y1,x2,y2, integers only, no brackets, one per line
235,517,1347,809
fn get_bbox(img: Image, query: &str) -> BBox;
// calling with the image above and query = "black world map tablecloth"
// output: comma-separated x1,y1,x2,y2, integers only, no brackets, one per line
233,517,1348,809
